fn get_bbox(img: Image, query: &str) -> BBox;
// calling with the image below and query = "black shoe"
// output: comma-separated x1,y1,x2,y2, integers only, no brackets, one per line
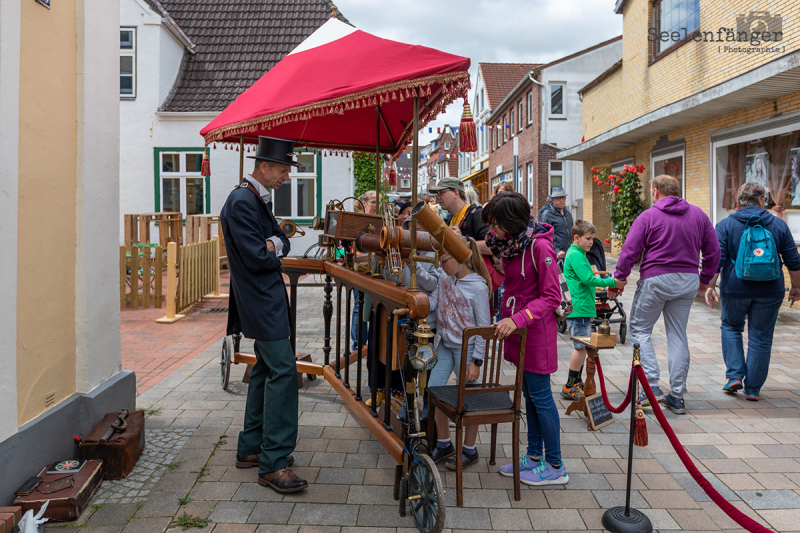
429,442,455,464
445,448,479,471
258,467,307,493
236,454,294,469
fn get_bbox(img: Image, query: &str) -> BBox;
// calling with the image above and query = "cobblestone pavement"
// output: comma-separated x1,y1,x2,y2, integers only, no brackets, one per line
66,261,800,532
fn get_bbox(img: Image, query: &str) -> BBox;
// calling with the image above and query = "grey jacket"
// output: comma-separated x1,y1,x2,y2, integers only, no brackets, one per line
428,271,491,361
383,251,439,330
537,202,573,254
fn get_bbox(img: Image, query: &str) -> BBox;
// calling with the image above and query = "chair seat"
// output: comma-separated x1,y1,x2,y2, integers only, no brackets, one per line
428,385,512,413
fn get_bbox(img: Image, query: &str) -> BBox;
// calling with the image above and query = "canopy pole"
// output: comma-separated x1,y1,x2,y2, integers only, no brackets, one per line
408,95,420,292
239,135,244,183
375,105,381,199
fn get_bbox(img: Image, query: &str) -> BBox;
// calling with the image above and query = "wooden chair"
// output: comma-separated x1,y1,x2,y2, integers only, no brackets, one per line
427,326,527,507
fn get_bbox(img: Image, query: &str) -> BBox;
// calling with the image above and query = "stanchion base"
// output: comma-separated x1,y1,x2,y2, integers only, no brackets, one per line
602,507,652,533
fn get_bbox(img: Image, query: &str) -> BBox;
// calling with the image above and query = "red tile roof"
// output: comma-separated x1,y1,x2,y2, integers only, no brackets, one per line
479,63,540,110
153,0,349,112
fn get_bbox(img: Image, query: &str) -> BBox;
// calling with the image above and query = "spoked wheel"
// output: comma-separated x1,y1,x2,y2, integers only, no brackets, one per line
408,453,445,533
619,321,627,345
558,320,568,334
221,336,233,391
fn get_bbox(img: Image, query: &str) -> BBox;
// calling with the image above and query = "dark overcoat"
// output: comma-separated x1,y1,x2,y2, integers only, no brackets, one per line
220,184,291,341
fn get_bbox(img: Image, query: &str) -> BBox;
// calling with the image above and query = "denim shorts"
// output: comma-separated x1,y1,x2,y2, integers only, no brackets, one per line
567,317,592,349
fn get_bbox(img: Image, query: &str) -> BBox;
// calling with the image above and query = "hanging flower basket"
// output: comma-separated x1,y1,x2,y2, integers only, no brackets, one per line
591,164,646,249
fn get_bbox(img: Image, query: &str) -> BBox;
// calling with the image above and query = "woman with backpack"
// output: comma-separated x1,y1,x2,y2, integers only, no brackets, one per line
705,182,800,401
482,192,568,486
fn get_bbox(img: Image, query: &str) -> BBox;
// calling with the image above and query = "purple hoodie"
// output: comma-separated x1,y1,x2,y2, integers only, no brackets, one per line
615,196,720,285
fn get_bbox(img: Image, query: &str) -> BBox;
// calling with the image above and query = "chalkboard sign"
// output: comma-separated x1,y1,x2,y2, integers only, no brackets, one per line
586,393,615,430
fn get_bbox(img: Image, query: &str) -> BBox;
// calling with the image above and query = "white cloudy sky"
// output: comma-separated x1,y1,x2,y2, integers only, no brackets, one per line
334,0,623,145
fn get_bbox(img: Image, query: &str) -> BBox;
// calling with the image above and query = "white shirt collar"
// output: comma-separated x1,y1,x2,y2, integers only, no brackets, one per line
245,175,271,204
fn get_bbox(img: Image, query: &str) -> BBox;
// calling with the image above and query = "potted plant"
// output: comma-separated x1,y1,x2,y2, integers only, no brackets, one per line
591,164,646,256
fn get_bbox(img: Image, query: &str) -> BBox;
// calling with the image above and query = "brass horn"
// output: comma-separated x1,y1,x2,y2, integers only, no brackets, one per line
410,201,471,263
279,219,305,238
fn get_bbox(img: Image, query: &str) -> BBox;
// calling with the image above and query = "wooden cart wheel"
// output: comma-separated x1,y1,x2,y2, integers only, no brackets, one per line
408,453,445,533
221,336,233,391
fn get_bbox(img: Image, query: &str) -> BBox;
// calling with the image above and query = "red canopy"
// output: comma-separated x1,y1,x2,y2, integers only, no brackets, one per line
200,19,470,160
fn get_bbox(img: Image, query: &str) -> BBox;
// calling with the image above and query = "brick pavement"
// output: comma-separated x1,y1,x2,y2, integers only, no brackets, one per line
87,260,800,532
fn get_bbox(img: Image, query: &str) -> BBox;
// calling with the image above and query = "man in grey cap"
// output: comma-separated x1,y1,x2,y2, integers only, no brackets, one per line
430,177,490,248
537,187,573,259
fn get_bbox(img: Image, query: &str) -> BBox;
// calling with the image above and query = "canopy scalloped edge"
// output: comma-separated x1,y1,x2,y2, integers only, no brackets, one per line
202,71,470,162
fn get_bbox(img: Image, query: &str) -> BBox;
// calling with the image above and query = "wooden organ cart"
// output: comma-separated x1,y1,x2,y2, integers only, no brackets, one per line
203,13,476,532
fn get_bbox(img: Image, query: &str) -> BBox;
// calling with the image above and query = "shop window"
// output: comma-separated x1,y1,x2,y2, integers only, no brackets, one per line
273,153,318,219
156,150,206,216
714,127,800,239
120,28,136,98
651,150,685,198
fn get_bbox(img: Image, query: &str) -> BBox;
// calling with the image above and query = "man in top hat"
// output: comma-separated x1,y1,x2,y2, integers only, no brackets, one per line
220,136,306,493
537,187,573,259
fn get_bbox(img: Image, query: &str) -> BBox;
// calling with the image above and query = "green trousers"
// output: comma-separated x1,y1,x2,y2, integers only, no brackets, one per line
237,338,298,474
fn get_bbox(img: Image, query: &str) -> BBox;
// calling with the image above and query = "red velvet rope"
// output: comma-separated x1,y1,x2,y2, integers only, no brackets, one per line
593,358,634,414
633,365,774,533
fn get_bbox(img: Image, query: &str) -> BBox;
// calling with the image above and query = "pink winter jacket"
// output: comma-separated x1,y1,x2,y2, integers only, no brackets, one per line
500,223,561,375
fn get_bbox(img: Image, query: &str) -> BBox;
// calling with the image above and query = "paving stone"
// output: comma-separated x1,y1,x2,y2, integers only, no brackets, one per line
488,507,532,530
135,491,184,517
121,517,171,533
232,483,285,502
191,482,241,501
309,452,346,468
248,502,296,524
288,503,358,526
526,509,586,530
443,507,492,530
343,453,378,468
668,508,722,531
213,525,258,533
355,503,415,527
640,489,702,509
283,484,350,504
315,468,365,485
563,473,612,490
460,488,511,508
254,527,299,533
736,489,800,509
88,503,142,526
591,490,649,509
671,472,740,503
208,501,256,523
180,500,217,520
346,484,394,505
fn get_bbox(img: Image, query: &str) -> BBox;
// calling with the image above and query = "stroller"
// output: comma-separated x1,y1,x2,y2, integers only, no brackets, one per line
557,238,628,344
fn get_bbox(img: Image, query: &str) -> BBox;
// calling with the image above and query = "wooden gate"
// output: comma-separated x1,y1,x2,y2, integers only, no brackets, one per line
119,245,165,309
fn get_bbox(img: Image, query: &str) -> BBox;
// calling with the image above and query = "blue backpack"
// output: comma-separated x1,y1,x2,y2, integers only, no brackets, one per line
734,215,781,281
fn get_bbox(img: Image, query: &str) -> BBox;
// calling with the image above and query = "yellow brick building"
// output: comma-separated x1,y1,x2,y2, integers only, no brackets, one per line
560,0,800,307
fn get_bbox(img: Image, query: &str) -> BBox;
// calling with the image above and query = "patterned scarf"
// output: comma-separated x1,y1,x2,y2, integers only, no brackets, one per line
486,215,541,259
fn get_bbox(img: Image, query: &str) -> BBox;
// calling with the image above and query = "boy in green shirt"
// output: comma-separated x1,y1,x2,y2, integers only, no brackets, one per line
561,220,626,400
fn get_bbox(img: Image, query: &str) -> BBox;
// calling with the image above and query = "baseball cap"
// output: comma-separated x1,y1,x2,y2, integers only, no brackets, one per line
429,177,465,193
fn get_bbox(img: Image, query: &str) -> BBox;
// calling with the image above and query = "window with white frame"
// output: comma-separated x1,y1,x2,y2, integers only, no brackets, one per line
548,160,563,191
527,162,534,203
504,116,508,142
401,178,411,189
496,123,501,147
611,158,634,174
159,150,206,216
444,141,451,150
120,28,136,98
517,166,523,193
518,102,524,132
527,92,533,124
550,83,564,117
510,111,515,137
273,153,317,218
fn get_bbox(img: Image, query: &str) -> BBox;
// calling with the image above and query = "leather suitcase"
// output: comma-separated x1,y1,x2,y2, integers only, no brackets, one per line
79,410,145,480
13,460,103,522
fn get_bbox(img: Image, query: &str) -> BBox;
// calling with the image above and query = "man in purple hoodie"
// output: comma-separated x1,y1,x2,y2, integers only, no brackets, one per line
614,175,720,414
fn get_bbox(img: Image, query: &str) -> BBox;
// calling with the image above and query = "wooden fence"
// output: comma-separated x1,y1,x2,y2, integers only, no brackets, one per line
186,214,228,269
157,236,224,323
120,245,165,309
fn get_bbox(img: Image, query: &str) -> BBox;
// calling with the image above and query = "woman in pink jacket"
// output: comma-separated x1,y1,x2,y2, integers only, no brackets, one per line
482,192,567,486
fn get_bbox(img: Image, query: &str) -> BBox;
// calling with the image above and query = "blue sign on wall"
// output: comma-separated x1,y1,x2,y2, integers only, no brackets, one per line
36,0,51,8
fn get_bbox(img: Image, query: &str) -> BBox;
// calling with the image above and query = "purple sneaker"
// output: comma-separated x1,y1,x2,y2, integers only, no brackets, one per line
499,454,541,477
520,461,569,486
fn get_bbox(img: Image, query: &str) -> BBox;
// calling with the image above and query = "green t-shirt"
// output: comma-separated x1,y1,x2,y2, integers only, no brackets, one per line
564,243,616,318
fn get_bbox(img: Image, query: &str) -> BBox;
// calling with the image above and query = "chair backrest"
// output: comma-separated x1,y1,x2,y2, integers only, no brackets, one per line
455,326,528,415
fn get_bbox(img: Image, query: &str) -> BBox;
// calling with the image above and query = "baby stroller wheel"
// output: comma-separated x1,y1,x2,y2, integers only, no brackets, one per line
558,320,567,334
619,322,627,345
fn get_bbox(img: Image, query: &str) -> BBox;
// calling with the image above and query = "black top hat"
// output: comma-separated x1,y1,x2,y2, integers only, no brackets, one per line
247,136,300,167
